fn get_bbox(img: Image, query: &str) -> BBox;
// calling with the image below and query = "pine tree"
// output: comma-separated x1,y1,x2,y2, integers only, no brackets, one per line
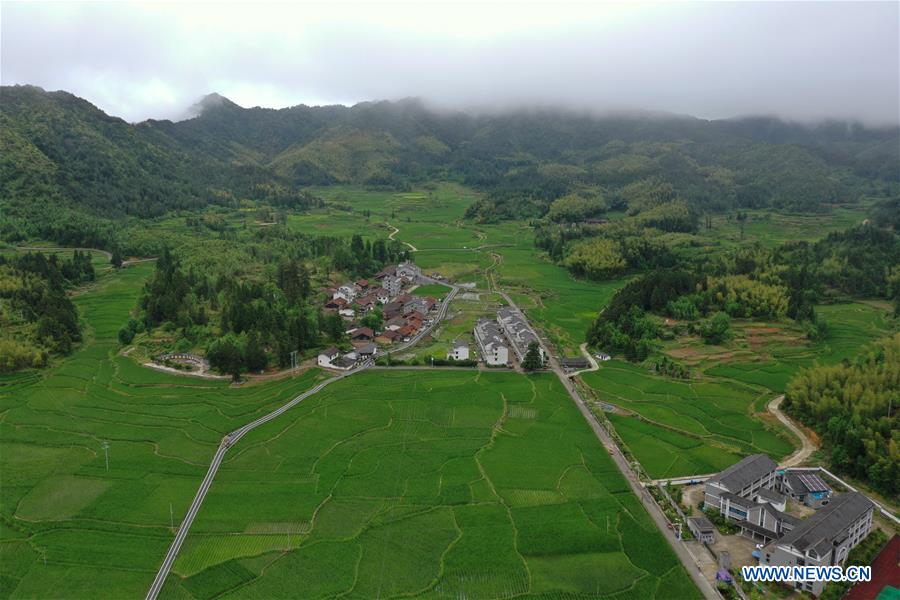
522,342,543,371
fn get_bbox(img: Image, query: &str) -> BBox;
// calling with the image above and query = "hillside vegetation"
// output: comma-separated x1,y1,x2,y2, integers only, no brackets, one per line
2,85,898,251
784,333,899,495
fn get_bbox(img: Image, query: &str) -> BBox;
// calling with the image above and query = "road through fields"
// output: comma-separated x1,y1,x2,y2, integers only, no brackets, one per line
145,279,457,599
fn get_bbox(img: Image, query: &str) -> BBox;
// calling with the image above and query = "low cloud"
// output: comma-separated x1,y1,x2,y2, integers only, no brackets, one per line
2,1,898,125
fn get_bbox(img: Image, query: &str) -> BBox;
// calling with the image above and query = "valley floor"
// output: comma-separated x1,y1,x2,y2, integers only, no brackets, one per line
2,185,895,599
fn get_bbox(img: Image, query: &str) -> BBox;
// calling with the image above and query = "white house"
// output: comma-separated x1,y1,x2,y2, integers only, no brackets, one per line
334,283,361,302
317,347,340,368
382,275,403,297
496,307,545,364
474,318,509,366
448,340,470,361
396,261,421,280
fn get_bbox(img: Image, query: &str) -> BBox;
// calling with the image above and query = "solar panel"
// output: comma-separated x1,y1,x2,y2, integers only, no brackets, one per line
797,473,829,493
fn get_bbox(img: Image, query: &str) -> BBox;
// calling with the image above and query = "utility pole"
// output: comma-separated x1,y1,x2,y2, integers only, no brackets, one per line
102,441,109,472
170,502,175,533
290,350,298,372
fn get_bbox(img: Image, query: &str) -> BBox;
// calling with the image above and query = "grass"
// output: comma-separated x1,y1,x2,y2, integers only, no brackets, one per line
0,264,332,598
585,301,896,479
409,282,452,298
581,360,792,479
160,370,700,598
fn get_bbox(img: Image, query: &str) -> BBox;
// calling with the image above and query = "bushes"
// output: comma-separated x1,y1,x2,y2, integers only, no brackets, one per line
563,238,627,280
700,312,732,345
0,339,46,372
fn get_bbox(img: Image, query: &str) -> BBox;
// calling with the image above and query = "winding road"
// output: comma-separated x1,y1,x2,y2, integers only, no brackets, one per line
386,223,418,252
12,246,156,267
565,342,601,378
767,394,817,467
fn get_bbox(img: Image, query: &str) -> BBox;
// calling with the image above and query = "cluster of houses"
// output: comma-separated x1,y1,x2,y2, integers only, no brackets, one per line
323,261,424,319
473,308,545,367
318,262,441,370
693,454,875,596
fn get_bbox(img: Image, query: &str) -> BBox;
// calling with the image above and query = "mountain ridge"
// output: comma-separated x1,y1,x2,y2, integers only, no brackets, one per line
1,83,898,244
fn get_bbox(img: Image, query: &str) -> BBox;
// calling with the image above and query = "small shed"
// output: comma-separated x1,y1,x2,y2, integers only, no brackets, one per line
687,515,716,544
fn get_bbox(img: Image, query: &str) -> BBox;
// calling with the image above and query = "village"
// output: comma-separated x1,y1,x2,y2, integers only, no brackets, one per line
315,260,550,372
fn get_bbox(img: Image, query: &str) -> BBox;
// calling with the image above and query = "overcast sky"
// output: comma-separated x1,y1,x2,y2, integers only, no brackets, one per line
2,1,898,124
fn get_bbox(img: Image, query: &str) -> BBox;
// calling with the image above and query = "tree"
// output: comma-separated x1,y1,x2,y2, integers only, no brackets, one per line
321,312,345,342
110,248,123,268
360,308,383,331
244,331,267,372
207,334,244,381
700,312,731,345
522,342,543,371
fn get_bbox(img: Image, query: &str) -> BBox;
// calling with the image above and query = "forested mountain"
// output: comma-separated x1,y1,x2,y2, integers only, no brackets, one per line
2,84,898,247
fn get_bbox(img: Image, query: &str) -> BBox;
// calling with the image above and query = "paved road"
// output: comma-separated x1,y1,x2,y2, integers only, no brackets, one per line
768,395,817,467
146,278,459,599
144,367,366,600
565,342,600,378
495,293,720,599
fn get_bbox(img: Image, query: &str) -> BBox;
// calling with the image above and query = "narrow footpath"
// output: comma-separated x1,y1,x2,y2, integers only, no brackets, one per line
386,223,418,252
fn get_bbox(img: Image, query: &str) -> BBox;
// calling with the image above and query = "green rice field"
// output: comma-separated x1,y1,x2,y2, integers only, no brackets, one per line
0,264,331,598
581,361,792,479
160,370,699,599
1,256,698,599
585,302,896,480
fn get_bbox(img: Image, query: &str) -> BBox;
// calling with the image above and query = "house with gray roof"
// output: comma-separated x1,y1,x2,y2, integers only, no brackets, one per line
761,492,874,596
448,339,470,361
474,318,509,366
740,502,801,544
781,471,833,508
687,515,716,544
496,307,545,364
704,454,778,520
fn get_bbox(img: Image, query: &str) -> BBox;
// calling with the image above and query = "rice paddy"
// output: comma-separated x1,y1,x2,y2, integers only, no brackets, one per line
0,264,331,598
1,258,698,599
582,302,896,480
160,370,699,599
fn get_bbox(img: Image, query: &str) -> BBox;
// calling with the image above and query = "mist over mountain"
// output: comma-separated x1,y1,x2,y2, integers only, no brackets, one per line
1,83,898,247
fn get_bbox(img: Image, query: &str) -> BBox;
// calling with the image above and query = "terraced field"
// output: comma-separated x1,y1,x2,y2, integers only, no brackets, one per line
0,265,329,598
584,302,897,479
581,361,792,479
160,370,699,599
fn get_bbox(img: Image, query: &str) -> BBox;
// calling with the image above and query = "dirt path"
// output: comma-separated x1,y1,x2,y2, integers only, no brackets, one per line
768,394,817,467
566,343,600,378
143,362,230,380
386,223,418,252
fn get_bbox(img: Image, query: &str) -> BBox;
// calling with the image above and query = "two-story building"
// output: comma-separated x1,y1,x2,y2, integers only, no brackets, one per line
761,492,874,597
704,454,779,520
474,318,509,366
